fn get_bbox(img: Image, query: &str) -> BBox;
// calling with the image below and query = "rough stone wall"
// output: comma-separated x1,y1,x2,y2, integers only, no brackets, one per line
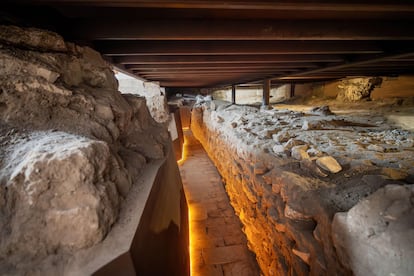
191,99,414,275
0,25,169,273
116,72,170,124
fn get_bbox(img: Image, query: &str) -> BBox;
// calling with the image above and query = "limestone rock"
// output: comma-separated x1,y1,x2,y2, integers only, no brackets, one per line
272,144,285,154
273,130,291,143
336,77,381,102
316,156,342,173
291,145,310,160
332,184,414,276
0,131,120,262
367,144,385,152
0,25,67,52
381,167,409,180
310,105,334,116
0,51,60,83
0,25,169,273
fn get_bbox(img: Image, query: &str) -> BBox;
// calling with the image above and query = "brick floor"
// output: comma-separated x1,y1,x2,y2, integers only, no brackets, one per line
179,129,260,276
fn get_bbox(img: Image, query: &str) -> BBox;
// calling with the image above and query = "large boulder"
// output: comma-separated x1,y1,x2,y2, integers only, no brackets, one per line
0,131,120,262
332,184,414,276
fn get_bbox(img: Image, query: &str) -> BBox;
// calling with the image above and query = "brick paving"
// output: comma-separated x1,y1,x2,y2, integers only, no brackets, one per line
179,129,260,276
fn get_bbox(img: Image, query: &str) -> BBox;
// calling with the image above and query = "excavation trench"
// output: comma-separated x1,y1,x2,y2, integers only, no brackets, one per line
181,98,414,276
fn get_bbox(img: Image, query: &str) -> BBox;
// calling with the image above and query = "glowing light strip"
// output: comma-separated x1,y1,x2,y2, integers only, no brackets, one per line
177,127,194,275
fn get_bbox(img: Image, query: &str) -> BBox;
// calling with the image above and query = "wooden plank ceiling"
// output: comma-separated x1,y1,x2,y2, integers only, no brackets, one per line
3,0,414,88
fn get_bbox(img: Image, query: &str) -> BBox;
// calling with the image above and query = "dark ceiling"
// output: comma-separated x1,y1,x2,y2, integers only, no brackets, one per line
2,1,414,88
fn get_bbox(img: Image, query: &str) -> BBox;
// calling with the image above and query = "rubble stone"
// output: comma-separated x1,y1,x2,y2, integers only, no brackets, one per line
316,156,342,173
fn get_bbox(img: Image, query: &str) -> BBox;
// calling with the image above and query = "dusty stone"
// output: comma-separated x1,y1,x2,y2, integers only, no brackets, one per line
316,156,342,173
272,130,291,143
337,77,381,102
0,25,67,52
310,105,333,116
291,145,310,160
381,167,409,180
272,144,285,154
302,120,310,130
284,138,306,150
307,147,322,157
332,184,414,276
367,144,385,152
300,159,328,178
231,122,238,128
0,132,119,261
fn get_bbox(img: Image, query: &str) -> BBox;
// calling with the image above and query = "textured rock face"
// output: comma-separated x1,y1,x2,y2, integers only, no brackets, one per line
191,98,414,275
0,25,168,273
116,72,171,124
0,131,119,261
333,184,414,276
337,77,381,101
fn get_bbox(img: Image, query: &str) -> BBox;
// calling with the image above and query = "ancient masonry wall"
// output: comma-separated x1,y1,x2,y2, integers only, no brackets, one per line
0,25,188,274
191,100,414,275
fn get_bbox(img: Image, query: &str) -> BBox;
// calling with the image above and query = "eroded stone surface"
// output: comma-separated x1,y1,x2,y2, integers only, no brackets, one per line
191,97,414,275
0,25,169,274
332,185,414,276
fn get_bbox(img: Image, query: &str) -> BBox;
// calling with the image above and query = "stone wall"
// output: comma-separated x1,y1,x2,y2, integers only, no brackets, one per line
116,72,170,124
293,76,414,100
191,99,414,275
0,25,188,274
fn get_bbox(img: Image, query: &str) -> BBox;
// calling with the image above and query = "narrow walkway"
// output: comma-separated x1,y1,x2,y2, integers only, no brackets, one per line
179,129,260,276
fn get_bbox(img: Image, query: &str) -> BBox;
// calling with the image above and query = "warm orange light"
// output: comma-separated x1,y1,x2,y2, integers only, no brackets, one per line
177,129,189,165
178,127,195,275
188,205,195,276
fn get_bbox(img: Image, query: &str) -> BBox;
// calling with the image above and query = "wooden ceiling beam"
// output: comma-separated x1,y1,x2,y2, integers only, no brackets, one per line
98,40,384,56
10,1,414,13
113,54,345,64
125,63,319,70
74,19,414,41
273,52,414,81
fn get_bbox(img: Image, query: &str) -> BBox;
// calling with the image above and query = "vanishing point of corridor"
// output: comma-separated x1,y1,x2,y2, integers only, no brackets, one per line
179,130,260,275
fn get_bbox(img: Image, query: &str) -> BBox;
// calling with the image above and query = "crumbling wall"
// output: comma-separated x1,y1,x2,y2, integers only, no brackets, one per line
191,99,414,275
0,25,171,273
116,71,170,124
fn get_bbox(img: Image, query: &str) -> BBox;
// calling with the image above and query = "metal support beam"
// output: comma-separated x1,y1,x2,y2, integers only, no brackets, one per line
231,85,236,104
262,79,270,106
290,84,295,98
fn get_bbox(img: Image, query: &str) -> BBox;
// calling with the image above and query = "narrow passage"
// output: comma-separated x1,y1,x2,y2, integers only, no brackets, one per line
179,129,260,276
